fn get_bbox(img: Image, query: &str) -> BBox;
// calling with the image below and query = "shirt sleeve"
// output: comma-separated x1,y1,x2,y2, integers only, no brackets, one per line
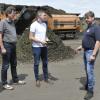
0,21,4,33
94,25,100,41
30,22,36,34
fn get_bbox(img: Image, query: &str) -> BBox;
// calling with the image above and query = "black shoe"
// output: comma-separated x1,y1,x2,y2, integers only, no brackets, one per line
84,91,94,100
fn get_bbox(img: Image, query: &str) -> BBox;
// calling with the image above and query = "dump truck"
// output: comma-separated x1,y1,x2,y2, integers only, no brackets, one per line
48,14,81,39
0,5,81,38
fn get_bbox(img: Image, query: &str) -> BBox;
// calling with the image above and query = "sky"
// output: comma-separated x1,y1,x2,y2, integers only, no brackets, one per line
0,0,100,17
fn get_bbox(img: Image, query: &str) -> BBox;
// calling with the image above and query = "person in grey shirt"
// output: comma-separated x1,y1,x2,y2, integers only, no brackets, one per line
0,6,25,90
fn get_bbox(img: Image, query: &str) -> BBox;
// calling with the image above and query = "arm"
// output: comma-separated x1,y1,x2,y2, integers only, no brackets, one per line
92,41,100,56
90,41,100,61
90,26,100,61
45,36,50,42
75,45,82,54
76,45,82,51
0,32,4,49
29,32,40,42
0,21,6,54
0,32,6,54
29,32,47,44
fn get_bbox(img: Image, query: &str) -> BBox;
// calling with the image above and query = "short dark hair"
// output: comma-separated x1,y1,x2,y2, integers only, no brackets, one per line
84,11,95,18
36,7,52,18
5,6,16,16
36,9,46,17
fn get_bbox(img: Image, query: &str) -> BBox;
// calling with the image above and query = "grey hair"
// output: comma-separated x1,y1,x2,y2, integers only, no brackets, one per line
84,11,95,18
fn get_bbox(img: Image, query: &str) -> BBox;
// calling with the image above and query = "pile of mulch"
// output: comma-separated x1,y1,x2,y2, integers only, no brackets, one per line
47,30,75,61
16,29,75,62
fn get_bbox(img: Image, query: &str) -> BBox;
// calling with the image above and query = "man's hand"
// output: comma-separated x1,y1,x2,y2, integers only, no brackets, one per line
90,55,96,62
75,46,82,54
46,38,50,42
40,41,47,46
1,47,6,54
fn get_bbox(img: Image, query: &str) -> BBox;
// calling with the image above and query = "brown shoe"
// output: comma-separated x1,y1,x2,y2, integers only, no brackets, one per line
36,80,40,87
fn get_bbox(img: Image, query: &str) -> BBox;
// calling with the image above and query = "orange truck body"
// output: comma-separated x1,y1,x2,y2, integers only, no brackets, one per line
0,12,6,20
48,14,81,38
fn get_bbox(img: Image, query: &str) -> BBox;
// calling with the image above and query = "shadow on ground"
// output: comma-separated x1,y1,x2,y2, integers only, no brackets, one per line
9,74,28,84
76,76,87,91
0,82,4,93
0,74,28,93
39,73,59,82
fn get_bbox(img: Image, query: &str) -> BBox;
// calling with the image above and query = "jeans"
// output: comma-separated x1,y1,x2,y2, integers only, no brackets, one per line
1,42,18,85
83,50,95,92
32,47,48,81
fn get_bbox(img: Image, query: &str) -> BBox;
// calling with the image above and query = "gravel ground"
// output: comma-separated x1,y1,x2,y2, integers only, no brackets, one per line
0,38,100,100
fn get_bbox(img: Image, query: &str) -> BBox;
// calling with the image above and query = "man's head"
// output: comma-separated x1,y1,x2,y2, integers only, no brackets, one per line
84,11,95,24
5,6,16,20
36,10,48,22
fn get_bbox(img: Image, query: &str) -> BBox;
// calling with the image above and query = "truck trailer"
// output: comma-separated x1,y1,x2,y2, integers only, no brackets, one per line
48,14,81,39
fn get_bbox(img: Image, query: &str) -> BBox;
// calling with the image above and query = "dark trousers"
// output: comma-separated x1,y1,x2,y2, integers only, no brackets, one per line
1,42,18,85
32,47,48,81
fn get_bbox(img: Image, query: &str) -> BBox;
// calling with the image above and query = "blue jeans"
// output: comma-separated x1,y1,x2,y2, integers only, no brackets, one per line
32,47,48,81
1,42,18,85
83,50,95,92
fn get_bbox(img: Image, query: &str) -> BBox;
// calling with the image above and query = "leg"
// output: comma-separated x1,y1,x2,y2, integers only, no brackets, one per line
83,52,88,90
10,44,18,83
1,42,11,85
1,54,10,85
32,47,41,81
41,47,48,81
85,50,95,92
84,50,95,100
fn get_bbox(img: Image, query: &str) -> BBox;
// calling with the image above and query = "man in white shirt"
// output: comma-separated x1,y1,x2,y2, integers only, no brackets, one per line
29,9,49,87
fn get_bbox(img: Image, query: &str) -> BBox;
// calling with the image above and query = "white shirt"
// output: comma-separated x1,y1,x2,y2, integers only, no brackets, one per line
30,21,47,47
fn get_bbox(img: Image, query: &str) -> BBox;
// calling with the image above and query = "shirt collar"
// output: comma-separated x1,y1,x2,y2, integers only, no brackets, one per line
6,18,14,24
88,21,96,28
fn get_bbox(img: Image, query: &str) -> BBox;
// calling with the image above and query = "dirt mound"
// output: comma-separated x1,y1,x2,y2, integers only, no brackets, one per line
17,29,75,62
47,30,75,61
